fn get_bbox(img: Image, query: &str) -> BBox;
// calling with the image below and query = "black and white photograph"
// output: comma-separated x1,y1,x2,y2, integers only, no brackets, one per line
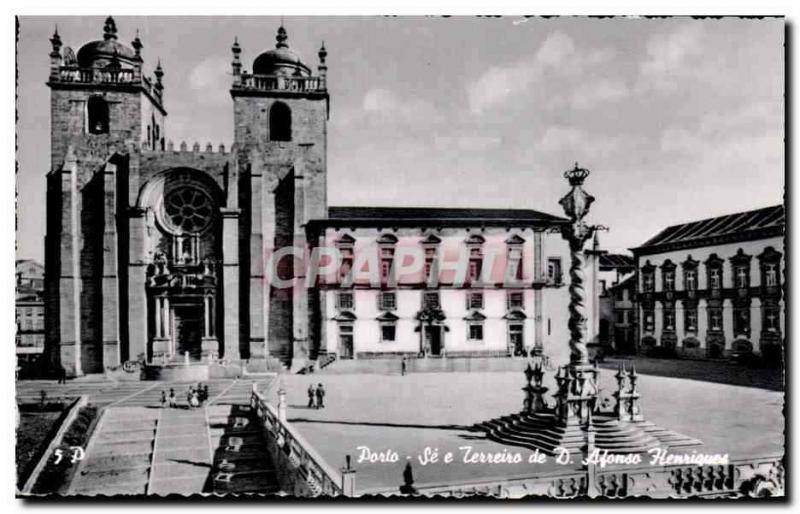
10,9,788,501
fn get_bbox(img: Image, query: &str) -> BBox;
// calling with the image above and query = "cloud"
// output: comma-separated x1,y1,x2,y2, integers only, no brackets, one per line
636,23,704,94
335,88,443,130
465,32,618,115
188,57,230,105
433,135,502,152
570,78,629,110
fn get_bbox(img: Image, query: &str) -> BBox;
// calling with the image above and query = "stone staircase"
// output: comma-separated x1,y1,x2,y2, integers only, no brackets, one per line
61,379,281,496
68,407,159,495
207,404,280,494
477,411,703,455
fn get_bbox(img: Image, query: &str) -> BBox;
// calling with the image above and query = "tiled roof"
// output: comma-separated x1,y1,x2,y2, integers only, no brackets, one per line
599,253,635,269
608,273,636,292
326,206,567,223
634,204,784,254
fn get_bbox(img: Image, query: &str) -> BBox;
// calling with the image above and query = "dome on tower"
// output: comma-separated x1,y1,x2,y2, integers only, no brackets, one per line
252,26,311,76
77,17,138,68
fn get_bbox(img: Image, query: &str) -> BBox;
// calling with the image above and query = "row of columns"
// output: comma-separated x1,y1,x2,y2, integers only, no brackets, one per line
154,294,215,340
154,296,171,339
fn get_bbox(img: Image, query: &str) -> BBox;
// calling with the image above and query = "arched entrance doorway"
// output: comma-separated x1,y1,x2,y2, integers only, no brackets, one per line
141,168,224,364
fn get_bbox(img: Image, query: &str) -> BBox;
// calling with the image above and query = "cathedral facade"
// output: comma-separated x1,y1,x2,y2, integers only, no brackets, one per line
43,18,595,377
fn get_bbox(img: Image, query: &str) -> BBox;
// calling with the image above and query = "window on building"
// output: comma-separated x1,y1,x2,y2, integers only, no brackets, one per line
685,308,698,332
709,308,723,331
378,291,397,311
381,259,392,283
663,307,675,331
507,290,524,310
423,291,440,309
663,271,675,292
643,309,655,332
735,266,749,289
380,323,396,342
764,307,780,332
269,101,292,141
507,246,524,280
615,311,625,325
642,272,655,293
339,246,353,283
684,270,697,291
468,323,484,341
734,308,750,335
764,263,778,287
337,291,354,311
468,254,482,282
547,258,562,284
614,288,624,302
708,268,721,290
87,96,109,134
467,291,484,310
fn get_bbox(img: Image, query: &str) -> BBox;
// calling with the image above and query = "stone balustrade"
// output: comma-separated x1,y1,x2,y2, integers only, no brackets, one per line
250,389,354,497
235,73,326,93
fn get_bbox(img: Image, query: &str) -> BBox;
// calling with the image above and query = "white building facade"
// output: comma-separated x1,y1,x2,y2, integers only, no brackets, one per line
307,207,595,366
631,205,784,362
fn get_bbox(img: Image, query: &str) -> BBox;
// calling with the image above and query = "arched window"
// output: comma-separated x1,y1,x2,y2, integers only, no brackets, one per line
87,96,110,134
86,96,109,134
269,102,292,141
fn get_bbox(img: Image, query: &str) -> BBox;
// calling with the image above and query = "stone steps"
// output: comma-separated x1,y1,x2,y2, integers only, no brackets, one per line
68,407,160,495
478,411,703,456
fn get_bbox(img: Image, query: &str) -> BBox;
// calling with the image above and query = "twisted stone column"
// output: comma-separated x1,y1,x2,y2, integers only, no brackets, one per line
567,242,590,366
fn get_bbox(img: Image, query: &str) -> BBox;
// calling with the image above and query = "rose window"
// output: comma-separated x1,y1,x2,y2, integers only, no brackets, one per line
163,187,213,233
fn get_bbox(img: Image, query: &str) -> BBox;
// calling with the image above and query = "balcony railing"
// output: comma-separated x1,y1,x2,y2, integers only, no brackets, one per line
235,73,326,93
53,66,163,105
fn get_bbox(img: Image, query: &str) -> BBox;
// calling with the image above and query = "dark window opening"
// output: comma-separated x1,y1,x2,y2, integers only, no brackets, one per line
269,102,292,141
88,96,110,134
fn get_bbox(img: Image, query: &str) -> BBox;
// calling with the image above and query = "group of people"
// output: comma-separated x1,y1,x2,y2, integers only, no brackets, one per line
160,383,210,409
307,383,326,409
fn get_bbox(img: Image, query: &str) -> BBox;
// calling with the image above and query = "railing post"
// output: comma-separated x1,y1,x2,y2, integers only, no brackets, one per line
278,388,287,422
340,454,356,497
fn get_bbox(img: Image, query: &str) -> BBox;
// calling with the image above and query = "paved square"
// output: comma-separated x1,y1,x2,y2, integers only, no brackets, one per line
275,369,784,493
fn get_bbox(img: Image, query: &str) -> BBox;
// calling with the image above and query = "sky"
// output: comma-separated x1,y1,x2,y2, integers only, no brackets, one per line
15,16,784,262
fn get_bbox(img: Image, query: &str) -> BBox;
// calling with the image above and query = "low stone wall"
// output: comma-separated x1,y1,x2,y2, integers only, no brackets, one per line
362,454,785,499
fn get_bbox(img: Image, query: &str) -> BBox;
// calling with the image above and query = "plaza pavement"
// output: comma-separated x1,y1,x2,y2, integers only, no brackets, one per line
278,370,784,493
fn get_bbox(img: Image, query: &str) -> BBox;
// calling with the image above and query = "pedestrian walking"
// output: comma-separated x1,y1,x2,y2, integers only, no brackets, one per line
401,357,407,376
168,388,177,408
307,384,316,408
190,389,200,408
58,365,67,384
203,385,209,403
187,387,194,408
160,390,167,408
315,383,326,409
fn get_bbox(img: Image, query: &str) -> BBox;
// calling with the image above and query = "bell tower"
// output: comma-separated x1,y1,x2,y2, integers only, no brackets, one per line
230,26,329,369
45,16,167,376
